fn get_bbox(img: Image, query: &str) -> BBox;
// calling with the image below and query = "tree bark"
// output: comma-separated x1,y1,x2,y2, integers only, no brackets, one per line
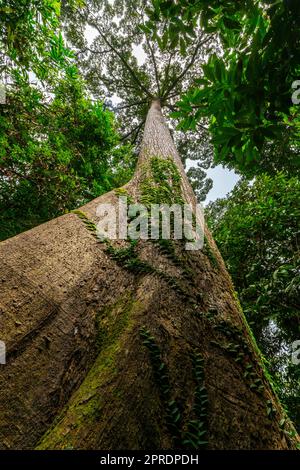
0,100,298,450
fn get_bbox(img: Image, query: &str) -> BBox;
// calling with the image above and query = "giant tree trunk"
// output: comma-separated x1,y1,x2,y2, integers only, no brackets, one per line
0,100,298,450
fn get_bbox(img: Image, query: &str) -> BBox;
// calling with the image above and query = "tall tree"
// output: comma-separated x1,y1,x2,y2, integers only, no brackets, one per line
0,99,299,450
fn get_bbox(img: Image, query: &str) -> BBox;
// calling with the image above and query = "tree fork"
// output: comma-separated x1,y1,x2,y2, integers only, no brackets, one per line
0,101,298,450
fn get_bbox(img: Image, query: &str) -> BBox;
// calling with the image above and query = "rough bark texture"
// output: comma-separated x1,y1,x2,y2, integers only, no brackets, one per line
0,100,299,450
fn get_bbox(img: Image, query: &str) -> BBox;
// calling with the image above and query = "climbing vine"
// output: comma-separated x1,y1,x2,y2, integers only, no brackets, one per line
211,320,265,395
140,328,209,449
72,210,195,302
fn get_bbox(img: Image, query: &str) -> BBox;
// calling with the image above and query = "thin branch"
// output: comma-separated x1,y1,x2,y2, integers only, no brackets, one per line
94,72,141,95
131,122,145,145
166,91,180,101
160,50,175,97
164,103,176,112
76,46,111,57
162,35,211,100
197,123,209,132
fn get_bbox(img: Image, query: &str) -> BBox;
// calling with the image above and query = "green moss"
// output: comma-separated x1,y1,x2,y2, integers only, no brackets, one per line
182,351,208,449
36,293,138,450
96,293,136,351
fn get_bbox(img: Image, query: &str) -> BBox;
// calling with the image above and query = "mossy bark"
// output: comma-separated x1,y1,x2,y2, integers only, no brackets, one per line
0,100,299,450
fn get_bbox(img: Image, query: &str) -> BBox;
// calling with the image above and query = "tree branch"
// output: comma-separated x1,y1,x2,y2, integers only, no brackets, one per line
116,99,149,111
164,103,176,112
94,71,141,96
166,91,180,101
160,50,175,97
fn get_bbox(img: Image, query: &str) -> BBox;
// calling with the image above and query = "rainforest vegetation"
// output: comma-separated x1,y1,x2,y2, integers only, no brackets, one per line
0,0,299,450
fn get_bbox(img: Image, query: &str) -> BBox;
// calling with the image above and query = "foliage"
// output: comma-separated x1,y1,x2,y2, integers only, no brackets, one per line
0,73,134,241
206,173,300,429
146,0,300,176
187,165,213,203
182,351,208,449
140,156,183,206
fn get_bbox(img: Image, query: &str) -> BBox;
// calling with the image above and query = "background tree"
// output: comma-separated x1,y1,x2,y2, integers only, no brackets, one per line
206,173,300,431
0,71,133,240
0,0,133,241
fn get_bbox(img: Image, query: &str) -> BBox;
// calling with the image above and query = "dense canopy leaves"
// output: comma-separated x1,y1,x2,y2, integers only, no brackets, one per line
146,0,300,176
0,71,134,241
0,0,78,79
62,0,218,199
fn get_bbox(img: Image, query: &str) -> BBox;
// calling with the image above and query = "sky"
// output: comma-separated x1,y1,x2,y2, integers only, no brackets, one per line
85,28,240,204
